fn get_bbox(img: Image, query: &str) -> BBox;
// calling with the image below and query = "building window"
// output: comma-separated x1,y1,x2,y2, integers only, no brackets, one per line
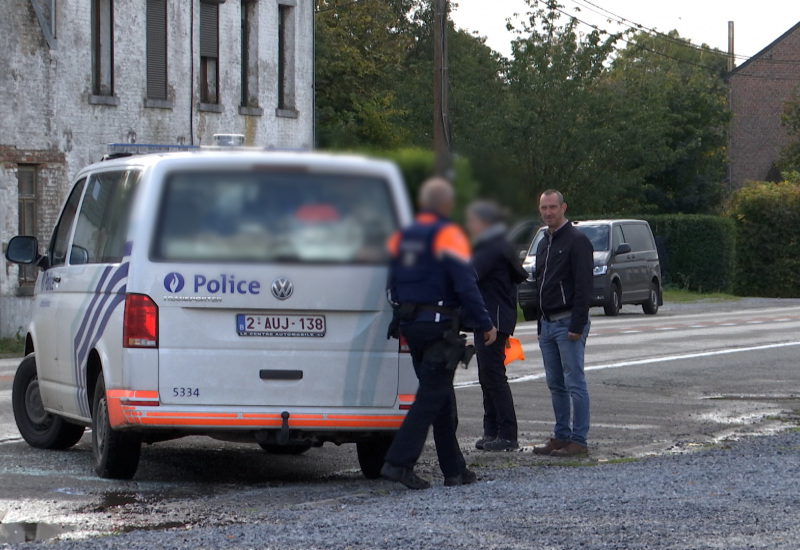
277,1,296,116
200,1,220,105
91,0,114,97
17,166,38,290
146,0,168,101
240,0,261,114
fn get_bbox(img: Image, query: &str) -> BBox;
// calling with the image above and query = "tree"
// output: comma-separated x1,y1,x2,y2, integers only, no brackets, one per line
314,0,422,148
609,31,730,214
505,0,633,214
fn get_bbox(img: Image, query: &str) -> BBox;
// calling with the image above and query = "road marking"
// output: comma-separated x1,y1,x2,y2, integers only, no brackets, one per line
455,341,800,388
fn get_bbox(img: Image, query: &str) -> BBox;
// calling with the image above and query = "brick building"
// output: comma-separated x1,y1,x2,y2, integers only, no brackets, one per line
728,22,800,189
0,0,314,336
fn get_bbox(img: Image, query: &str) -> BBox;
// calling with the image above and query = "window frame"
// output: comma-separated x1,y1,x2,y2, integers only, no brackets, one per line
17,166,39,289
199,1,221,106
146,0,169,102
91,0,115,99
276,0,297,117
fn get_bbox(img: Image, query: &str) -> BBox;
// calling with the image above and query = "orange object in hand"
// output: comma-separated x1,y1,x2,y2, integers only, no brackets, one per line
504,337,525,366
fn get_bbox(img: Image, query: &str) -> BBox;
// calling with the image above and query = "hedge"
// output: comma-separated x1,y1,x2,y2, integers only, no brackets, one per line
728,180,800,298
366,148,479,219
642,214,737,293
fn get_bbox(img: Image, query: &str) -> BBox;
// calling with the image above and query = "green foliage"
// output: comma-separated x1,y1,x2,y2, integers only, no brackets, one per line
643,214,736,292
0,335,24,356
728,180,800,297
371,148,479,217
609,32,730,214
313,0,732,217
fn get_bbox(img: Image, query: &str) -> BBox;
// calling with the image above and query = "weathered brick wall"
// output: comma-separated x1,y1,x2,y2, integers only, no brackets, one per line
0,0,314,336
729,23,800,189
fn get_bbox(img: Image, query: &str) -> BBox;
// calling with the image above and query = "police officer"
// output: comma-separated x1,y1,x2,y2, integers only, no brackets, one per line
381,177,497,490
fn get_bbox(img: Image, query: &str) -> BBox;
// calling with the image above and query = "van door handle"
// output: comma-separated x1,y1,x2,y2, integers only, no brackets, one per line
53,276,62,283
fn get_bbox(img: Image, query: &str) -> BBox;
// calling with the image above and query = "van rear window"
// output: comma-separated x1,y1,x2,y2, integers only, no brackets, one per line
152,171,398,264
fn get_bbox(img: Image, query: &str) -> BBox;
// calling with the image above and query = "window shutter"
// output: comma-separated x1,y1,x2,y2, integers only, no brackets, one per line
146,0,168,100
200,2,219,59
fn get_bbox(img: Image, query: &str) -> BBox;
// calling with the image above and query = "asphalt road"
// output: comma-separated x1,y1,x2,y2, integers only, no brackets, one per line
1,298,799,544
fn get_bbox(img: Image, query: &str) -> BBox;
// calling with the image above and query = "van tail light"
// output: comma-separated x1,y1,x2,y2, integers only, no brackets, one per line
399,335,410,354
123,294,158,348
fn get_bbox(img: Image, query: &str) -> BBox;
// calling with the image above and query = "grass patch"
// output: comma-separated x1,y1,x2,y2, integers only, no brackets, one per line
0,336,25,356
662,287,740,304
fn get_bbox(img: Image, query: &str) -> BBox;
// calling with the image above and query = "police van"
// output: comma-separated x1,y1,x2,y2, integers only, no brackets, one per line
5,144,417,479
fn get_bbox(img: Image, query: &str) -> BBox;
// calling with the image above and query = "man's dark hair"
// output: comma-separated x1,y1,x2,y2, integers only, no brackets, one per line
541,189,565,204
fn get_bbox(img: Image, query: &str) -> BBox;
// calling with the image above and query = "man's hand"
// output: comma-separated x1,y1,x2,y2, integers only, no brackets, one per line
567,332,582,341
484,327,498,346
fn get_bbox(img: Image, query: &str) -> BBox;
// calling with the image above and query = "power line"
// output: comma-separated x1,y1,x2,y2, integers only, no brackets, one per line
550,6,800,81
564,0,800,66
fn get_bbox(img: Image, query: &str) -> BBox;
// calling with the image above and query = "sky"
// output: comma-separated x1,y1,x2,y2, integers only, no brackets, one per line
450,0,800,63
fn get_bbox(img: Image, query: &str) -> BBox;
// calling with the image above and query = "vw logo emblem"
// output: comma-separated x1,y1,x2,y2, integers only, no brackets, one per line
271,278,294,300
163,272,185,293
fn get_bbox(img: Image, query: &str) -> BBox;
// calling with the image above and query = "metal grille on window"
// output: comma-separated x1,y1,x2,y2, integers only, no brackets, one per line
17,167,38,287
146,0,168,100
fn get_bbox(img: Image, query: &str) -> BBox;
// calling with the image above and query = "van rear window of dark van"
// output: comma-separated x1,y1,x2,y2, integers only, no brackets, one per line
152,171,398,263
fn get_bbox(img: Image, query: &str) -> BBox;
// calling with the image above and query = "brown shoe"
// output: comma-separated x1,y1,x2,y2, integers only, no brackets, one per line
550,442,589,458
533,438,569,455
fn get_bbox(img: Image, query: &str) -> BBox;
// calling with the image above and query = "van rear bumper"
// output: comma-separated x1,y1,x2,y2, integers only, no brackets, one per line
106,389,409,431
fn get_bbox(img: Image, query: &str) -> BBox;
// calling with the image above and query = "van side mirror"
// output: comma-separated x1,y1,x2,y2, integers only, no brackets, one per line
615,243,632,256
69,245,90,265
5,235,40,265
518,250,527,262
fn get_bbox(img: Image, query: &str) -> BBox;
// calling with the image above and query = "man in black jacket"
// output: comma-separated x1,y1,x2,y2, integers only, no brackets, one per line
532,190,594,457
466,202,530,452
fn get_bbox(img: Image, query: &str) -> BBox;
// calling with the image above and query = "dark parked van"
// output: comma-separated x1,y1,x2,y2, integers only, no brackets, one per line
518,220,662,318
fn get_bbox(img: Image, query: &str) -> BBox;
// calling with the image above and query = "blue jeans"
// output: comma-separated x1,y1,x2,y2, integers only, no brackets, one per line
539,317,590,447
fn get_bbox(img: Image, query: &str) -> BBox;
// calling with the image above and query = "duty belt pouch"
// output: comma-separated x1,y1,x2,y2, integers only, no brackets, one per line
387,303,418,340
424,330,475,371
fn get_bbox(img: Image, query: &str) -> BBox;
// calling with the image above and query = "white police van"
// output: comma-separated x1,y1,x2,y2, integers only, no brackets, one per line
5,144,417,479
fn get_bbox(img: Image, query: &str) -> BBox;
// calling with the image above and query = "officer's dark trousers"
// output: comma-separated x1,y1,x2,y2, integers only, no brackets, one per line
384,322,467,478
476,332,518,441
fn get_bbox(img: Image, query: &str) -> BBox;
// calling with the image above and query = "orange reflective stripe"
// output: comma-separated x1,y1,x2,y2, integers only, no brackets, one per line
106,393,127,428
387,231,401,257
433,224,471,262
416,213,438,224
108,407,407,429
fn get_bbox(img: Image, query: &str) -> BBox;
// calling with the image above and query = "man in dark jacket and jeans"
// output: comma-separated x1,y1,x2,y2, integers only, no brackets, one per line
466,201,530,452
532,190,594,457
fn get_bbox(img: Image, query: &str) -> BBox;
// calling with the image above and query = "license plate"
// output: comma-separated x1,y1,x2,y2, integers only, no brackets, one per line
236,314,326,337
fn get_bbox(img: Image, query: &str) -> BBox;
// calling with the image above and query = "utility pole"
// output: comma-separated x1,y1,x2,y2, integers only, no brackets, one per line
433,0,450,177
727,21,735,73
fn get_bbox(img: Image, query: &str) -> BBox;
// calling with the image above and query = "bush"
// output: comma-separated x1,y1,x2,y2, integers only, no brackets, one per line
643,214,737,293
728,180,800,297
367,148,479,219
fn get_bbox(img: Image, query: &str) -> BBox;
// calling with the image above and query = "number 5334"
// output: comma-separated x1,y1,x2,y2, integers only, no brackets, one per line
173,387,199,397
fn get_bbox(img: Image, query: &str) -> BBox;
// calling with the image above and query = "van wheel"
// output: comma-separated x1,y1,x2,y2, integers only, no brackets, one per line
604,284,621,317
642,282,660,315
258,442,312,455
92,373,141,479
357,435,394,479
12,355,85,450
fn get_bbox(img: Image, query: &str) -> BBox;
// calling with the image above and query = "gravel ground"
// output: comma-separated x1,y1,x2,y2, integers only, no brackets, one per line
8,430,800,550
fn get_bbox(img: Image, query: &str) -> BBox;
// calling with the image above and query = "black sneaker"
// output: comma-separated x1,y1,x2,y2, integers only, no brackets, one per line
380,463,431,490
475,436,495,450
483,438,519,452
444,468,478,487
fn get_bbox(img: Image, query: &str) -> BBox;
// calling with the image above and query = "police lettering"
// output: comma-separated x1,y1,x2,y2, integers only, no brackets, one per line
194,275,261,295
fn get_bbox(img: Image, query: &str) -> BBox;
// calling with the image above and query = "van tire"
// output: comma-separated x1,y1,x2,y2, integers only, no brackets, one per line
604,284,622,317
92,373,141,479
357,435,394,479
258,442,312,455
642,282,660,315
12,355,86,450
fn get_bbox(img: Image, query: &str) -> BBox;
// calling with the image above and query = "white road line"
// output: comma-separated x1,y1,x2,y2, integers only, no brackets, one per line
455,341,800,388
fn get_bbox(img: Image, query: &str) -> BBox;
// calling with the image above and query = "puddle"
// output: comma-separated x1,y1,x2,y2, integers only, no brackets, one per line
0,522,74,543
